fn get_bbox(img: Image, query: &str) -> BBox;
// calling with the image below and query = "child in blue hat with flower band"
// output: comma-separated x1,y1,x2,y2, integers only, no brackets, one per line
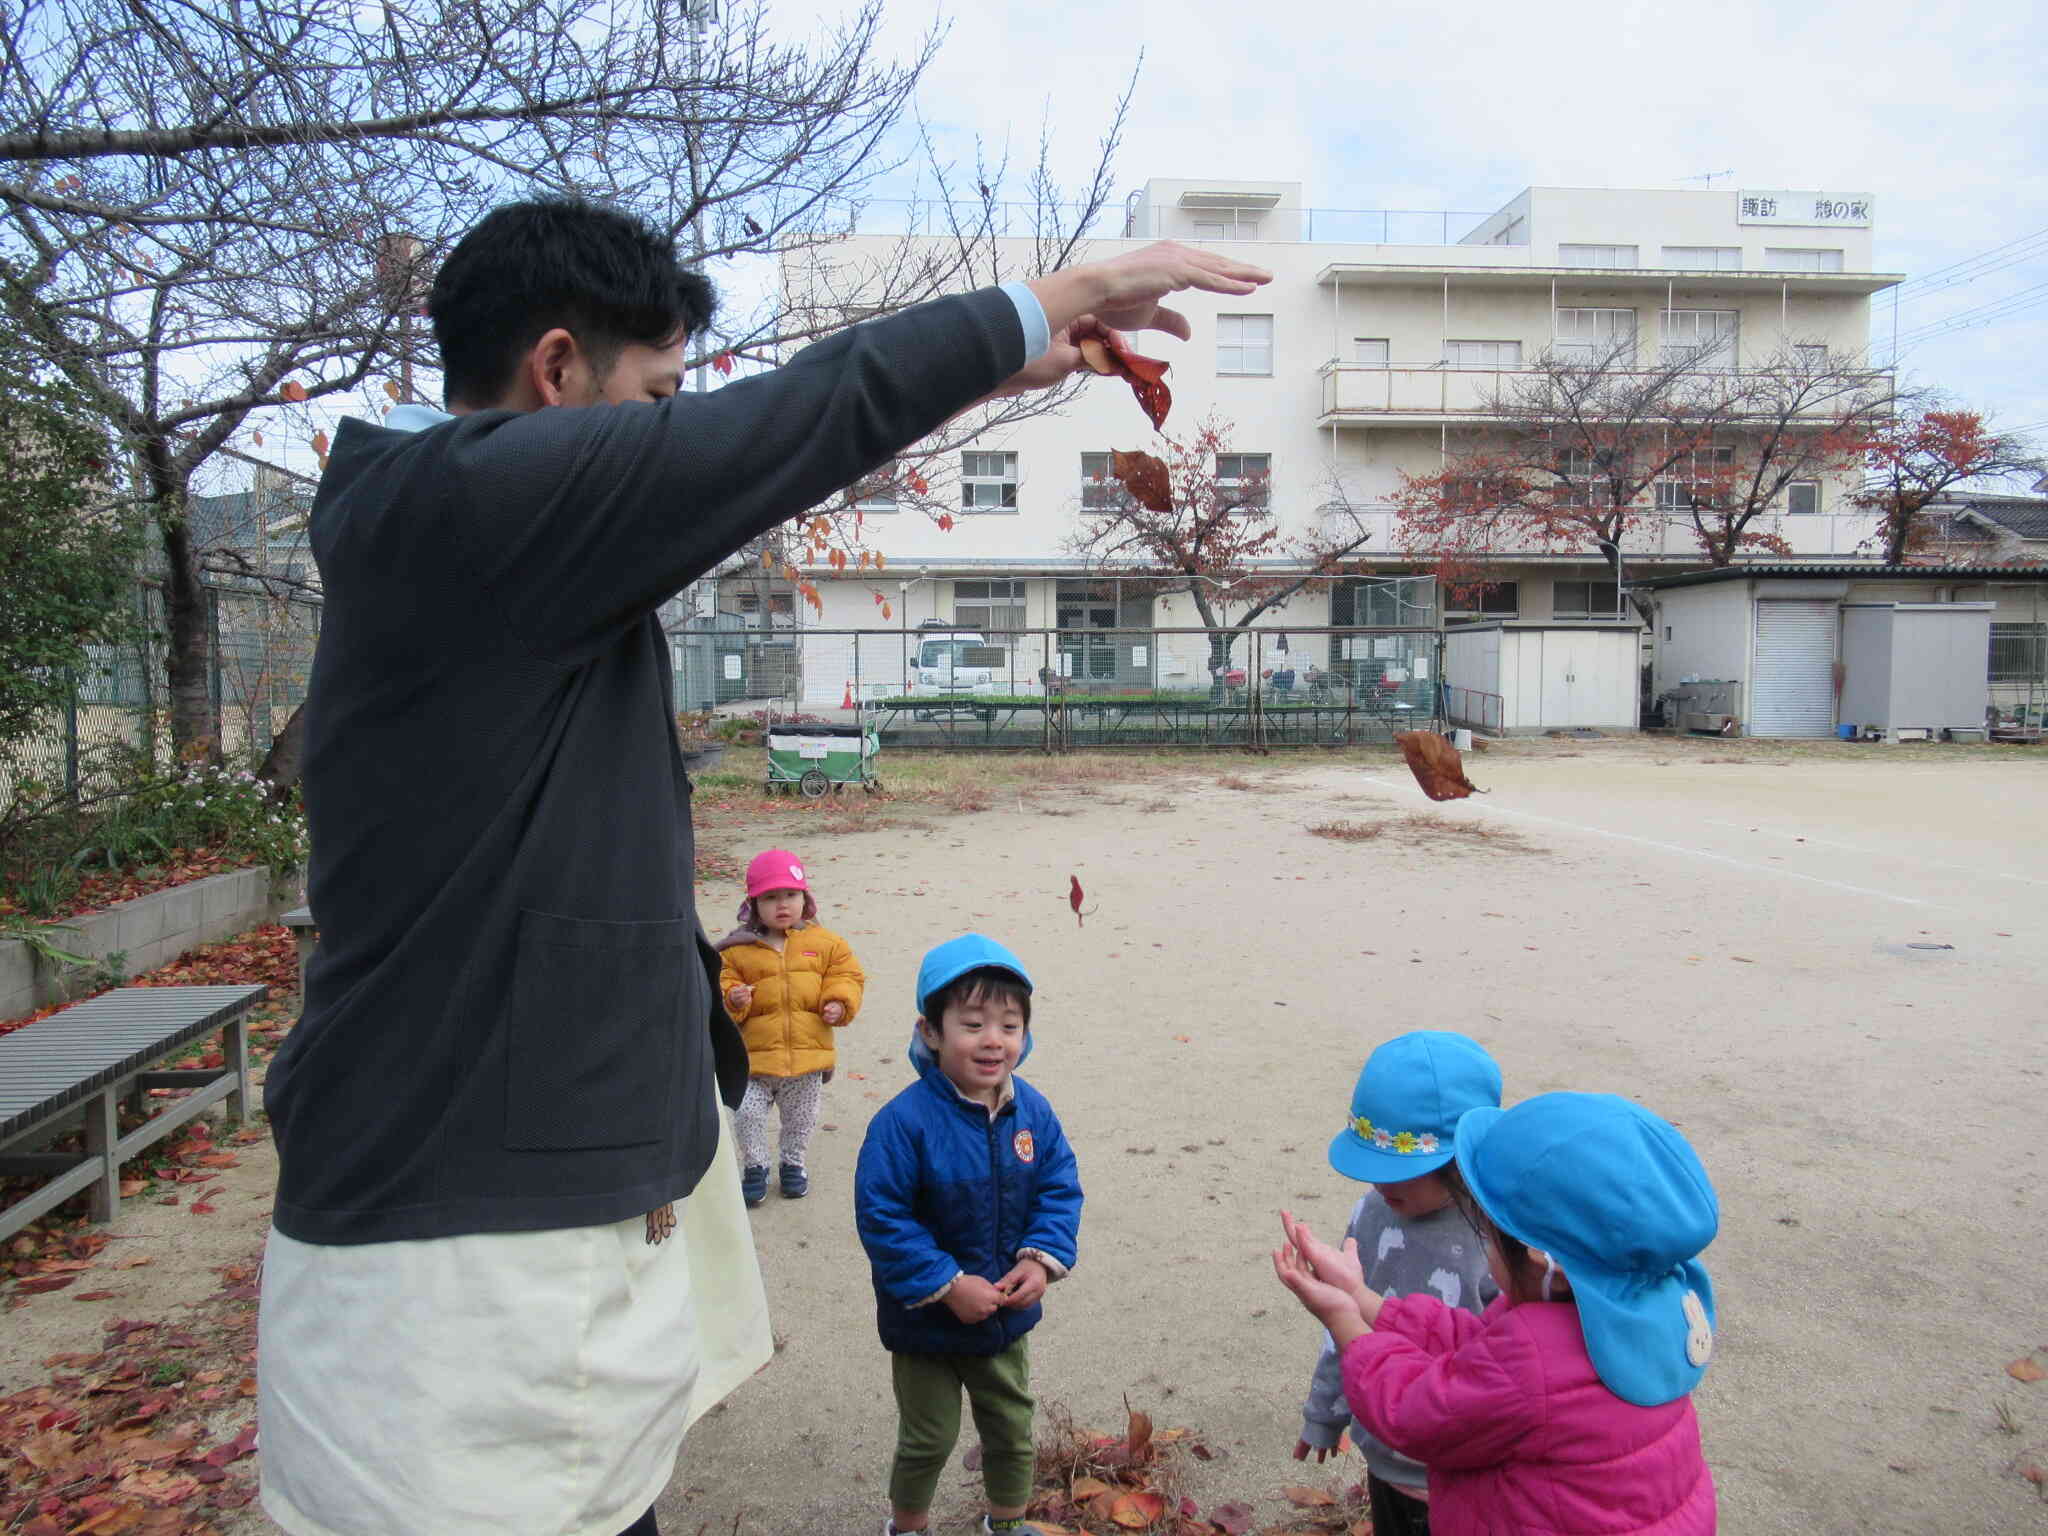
1273,1092,1719,1535
1292,1031,1503,1536
855,935,1082,1536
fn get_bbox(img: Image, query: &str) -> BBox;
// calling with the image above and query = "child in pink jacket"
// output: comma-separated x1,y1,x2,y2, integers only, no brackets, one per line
1273,1092,1718,1534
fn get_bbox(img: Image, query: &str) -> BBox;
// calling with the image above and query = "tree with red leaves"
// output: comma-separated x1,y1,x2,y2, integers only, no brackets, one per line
1393,339,1895,614
1071,414,1376,697
1853,403,2039,564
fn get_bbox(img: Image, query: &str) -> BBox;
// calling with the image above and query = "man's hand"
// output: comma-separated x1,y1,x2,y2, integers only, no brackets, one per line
991,243,1271,400
943,1274,1005,1325
993,1257,1050,1310
726,983,753,1011
821,1000,846,1026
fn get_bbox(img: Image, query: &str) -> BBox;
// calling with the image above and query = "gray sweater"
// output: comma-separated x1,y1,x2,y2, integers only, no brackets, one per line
1299,1190,1498,1491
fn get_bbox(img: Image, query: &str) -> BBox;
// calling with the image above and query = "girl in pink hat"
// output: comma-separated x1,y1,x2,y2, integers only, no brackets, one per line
716,849,867,1206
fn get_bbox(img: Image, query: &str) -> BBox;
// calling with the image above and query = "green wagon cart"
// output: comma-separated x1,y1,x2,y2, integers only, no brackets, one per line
765,713,882,797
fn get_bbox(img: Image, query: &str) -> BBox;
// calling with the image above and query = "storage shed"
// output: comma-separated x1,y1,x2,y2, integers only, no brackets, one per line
1443,622,1641,734
1640,565,2048,739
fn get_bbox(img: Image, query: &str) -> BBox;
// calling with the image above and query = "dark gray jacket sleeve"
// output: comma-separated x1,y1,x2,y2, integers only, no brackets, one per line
437,288,1025,663
1300,1195,1374,1448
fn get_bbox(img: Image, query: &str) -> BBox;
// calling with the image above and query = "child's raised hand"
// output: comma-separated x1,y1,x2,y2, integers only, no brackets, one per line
1272,1241,1366,1340
1282,1211,1367,1299
821,1000,846,1026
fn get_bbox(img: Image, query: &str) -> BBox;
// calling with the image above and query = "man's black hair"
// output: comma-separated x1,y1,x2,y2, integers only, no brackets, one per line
923,967,1033,1030
428,196,717,406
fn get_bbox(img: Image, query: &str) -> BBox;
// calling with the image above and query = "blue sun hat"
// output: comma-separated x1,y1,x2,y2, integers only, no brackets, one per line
1455,1092,1719,1408
1328,1030,1503,1183
909,934,1035,1073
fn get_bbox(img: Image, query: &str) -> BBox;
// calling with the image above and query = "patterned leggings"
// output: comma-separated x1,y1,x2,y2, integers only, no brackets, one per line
735,1071,825,1170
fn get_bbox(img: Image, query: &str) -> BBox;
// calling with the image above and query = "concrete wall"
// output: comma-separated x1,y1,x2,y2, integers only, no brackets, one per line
0,864,302,1020
1651,580,1755,697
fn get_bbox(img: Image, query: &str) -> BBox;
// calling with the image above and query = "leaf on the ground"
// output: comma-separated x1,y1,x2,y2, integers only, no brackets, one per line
1107,1490,1163,1529
1124,1400,1153,1460
1108,449,1172,513
1070,1476,1112,1499
1281,1484,1338,1507
189,1200,218,1216
74,1290,117,1301
16,1274,77,1294
2008,1355,2046,1382
1208,1502,1255,1534
118,1178,149,1198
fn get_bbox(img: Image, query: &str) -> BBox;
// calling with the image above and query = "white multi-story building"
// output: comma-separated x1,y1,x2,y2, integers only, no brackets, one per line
726,178,1899,700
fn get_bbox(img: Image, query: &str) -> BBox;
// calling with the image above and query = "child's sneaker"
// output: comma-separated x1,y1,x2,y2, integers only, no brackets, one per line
741,1165,769,1208
981,1518,1030,1535
779,1162,808,1199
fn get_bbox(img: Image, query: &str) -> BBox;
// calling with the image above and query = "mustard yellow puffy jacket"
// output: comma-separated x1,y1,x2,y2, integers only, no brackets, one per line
718,923,865,1078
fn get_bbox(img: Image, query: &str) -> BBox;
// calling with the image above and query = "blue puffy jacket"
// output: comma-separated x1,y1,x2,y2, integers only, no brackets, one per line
855,1043,1082,1357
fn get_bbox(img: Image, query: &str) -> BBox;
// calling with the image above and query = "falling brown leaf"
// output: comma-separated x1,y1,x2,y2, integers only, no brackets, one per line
2007,1355,2046,1383
1078,330,1172,430
1394,730,1484,802
1108,449,1172,513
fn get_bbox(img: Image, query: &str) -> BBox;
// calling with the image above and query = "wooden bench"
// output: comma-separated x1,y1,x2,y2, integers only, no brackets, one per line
0,984,267,1241
281,905,318,1011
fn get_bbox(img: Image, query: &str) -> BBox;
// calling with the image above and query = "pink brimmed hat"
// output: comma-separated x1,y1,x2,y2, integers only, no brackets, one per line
745,849,810,899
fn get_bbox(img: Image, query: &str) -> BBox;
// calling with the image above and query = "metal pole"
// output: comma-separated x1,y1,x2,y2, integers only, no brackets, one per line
64,672,79,800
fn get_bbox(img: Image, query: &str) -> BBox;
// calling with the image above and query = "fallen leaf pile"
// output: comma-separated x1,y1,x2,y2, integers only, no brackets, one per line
1394,730,1485,803
1078,332,1172,431
0,850,246,927
0,1261,263,1534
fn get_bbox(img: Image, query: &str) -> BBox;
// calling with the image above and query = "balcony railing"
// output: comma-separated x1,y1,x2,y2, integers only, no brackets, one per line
1315,503,1885,559
1319,362,1894,421
838,199,1504,246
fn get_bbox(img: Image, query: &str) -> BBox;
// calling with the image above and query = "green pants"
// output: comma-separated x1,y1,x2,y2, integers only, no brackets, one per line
888,1337,1035,1513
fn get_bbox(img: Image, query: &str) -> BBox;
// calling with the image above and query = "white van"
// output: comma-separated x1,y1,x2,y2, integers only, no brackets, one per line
908,631,1006,697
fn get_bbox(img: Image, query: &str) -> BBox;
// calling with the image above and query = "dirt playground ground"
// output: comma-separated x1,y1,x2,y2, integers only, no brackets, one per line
5,739,2046,1534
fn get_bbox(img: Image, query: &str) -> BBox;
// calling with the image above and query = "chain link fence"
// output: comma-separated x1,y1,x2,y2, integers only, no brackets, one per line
669,624,1444,750
1,580,322,811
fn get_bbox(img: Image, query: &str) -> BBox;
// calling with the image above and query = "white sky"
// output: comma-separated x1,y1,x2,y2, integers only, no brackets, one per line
862,0,2048,452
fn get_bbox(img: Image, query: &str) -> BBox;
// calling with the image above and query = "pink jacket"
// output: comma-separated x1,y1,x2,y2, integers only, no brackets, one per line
1342,1293,1715,1534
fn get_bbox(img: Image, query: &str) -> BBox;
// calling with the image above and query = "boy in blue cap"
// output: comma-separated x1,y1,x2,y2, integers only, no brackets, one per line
1293,1030,1503,1536
855,935,1082,1536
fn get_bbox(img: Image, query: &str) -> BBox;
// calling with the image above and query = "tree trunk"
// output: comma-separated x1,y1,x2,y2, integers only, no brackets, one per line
151,468,219,764
257,699,307,800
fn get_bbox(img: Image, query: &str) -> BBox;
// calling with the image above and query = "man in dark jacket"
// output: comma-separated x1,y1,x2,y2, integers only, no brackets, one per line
256,194,1264,1536
855,935,1082,1536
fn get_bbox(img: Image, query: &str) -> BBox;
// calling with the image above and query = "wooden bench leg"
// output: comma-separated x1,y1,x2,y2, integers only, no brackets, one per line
294,932,315,1015
82,1089,119,1224
223,1015,251,1126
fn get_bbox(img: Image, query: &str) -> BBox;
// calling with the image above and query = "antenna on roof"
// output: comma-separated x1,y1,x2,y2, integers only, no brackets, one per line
1677,170,1734,188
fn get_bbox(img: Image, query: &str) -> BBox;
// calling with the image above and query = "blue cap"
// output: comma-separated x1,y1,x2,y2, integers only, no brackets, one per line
915,934,1032,1018
910,935,1035,1076
1455,1093,1719,1408
1328,1031,1502,1183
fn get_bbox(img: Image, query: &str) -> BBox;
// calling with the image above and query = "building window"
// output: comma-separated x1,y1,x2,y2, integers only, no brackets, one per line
1215,452,1271,511
1764,247,1845,273
1442,339,1523,369
1655,444,1736,510
1662,245,1742,270
1990,623,2047,684
1216,314,1274,375
953,579,1028,636
1558,243,1639,269
1354,337,1390,366
853,460,900,513
1445,581,1519,622
1553,307,1637,364
1556,446,1605,507
960,450,1018,512
1660,309,1739,370
1079,452,1127,511
1793,344,1829,371
1786,480,1821,515
1194,218,1258,241
1553,579,1621,619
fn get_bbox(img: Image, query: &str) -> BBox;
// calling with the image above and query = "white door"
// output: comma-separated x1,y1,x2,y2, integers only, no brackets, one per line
1751,601,1837,737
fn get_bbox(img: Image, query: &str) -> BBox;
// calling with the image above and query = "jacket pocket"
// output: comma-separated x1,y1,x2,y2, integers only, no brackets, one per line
505,910,689,1151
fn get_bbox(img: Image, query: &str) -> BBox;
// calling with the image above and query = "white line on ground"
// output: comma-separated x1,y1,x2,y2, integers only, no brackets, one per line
1356,773,1935,908
1703,820,2048,888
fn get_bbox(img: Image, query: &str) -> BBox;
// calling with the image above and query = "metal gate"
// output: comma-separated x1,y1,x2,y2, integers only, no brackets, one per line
1751,600,1837,737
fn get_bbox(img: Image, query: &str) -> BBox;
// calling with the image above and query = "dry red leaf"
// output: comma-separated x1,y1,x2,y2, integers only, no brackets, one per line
1106,1490,1163,1529
1068,874,1088,928
2007,1355,2046,1383
279,379,307,403
1394,730,1485,802
1207,1502,1255,1534
1108,449,1172,513
710,351,734,376
1281,1484,1339,1507
1079,331,1172,430
1124,1401,1154,1462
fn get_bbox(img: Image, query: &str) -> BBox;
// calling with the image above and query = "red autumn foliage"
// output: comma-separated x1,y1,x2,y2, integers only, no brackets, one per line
1852,405,2040,565
1079,331,1173,431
